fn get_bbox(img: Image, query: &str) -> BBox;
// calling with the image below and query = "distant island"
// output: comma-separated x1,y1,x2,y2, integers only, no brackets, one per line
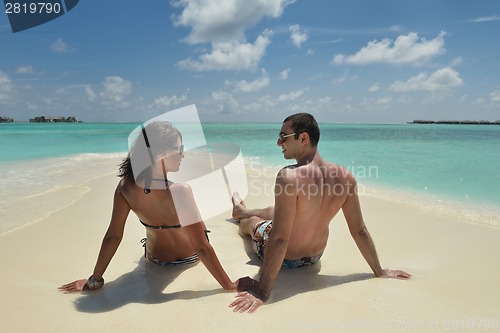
0,116,14,123
408,120,500,125
29,116,79,123
1,116,80,123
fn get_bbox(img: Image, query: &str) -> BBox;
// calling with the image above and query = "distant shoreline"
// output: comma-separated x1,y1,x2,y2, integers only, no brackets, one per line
3,119,500,125
0,116,79,123
408,120,500,125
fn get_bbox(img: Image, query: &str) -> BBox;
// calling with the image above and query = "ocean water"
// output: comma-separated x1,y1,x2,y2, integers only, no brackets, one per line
1,122,499,234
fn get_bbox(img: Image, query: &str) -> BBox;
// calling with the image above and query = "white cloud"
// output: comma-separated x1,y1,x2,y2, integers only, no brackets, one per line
153,94,188,107
389,67,463,92
333,31,446,65
85,86,96,102
243,95,277,112
25,102,37,110
172,0,294,43
238,77,270,93
173,0,295,71
474,97,486,105
333,76,346,85
100,76,132,105
43,97,54,105
368,83,380,92
51,38,69,53
468,16,500,23
279,68,290,80
277,89,303,102
330,70,357,86
0,71,14,104
289,24,308,48
375,96,393,105
450,57,463,67
490,90,500,102
232,73,270,93
178,32,272,71
211,90,240,113
16,65,34,74
317,96,331,106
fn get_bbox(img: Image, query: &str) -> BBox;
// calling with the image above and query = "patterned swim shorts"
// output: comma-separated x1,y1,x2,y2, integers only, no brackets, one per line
251,220,322,269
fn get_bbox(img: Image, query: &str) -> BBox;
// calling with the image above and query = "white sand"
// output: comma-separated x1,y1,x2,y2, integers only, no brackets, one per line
1,168,499,333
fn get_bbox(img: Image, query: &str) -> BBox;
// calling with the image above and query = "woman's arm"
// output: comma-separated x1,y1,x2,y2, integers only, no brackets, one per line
91,185,131,279
185,221,236,291
169,183,236,291
59,183,131,292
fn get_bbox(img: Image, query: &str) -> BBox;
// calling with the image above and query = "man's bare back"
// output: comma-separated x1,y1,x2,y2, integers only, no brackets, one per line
280,159,356,258
231,158,359,260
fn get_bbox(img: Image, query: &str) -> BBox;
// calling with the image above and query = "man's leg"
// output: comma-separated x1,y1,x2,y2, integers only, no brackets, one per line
232,192,274,237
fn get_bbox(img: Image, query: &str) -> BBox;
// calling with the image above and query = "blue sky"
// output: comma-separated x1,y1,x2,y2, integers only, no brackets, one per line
1,0,499,123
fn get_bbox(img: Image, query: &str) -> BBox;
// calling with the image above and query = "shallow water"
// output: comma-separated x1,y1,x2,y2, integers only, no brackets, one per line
1,122,499,234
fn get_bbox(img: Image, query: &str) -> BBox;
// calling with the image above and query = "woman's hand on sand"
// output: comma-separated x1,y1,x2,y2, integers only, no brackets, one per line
226,280,238,292
58,279,88,293
379,269,412,280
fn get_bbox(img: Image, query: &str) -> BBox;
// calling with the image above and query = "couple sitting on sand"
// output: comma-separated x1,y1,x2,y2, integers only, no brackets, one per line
60,113,410,313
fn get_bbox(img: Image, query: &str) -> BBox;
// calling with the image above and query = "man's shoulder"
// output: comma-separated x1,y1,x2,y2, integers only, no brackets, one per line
277,158,357,184
276,166,298,182
280,161,351,176
317,159,355,179
277,164,309,178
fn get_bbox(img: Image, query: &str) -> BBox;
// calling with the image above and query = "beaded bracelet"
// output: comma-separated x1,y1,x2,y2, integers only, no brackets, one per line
87,275,104,290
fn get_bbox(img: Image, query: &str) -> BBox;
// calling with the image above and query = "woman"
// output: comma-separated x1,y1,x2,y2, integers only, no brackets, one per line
60,121,237,292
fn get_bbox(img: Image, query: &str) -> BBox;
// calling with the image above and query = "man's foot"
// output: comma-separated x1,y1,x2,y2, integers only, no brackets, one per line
232,192,246,221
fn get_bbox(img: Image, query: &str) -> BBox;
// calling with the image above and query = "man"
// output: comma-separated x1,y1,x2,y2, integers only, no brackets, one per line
229,113,411,313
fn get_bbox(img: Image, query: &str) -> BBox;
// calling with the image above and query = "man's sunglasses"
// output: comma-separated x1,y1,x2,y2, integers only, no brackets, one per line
278,132,296,143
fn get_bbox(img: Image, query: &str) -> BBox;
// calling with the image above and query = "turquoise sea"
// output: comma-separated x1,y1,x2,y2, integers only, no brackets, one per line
1,122,499,234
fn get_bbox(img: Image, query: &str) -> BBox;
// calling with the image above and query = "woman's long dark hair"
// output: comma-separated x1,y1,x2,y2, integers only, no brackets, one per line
118,121,181,181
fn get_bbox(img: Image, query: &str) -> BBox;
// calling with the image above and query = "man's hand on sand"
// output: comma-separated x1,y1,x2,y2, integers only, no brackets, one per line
58,279,88,293
236,276,259,292
230,292,264,313
378,269,412,280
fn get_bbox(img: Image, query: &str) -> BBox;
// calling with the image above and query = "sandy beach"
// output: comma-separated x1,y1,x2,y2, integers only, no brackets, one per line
1,164,499,333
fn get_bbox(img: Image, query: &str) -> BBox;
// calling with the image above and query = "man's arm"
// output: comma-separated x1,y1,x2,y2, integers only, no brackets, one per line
230,170,297,313
342,174,411,279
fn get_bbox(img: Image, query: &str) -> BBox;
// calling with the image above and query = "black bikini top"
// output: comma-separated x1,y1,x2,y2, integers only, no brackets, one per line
140,220,212,241
140,220,181,229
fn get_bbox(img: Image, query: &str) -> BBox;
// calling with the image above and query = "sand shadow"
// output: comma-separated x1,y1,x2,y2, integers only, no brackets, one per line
225,218,261,267
269,265,373,303
73,257,223,313
243,254,373,304
226,218,373,304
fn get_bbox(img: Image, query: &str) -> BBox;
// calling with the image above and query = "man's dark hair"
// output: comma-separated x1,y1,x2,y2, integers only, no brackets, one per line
283,113,320,147
118,121,181,180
